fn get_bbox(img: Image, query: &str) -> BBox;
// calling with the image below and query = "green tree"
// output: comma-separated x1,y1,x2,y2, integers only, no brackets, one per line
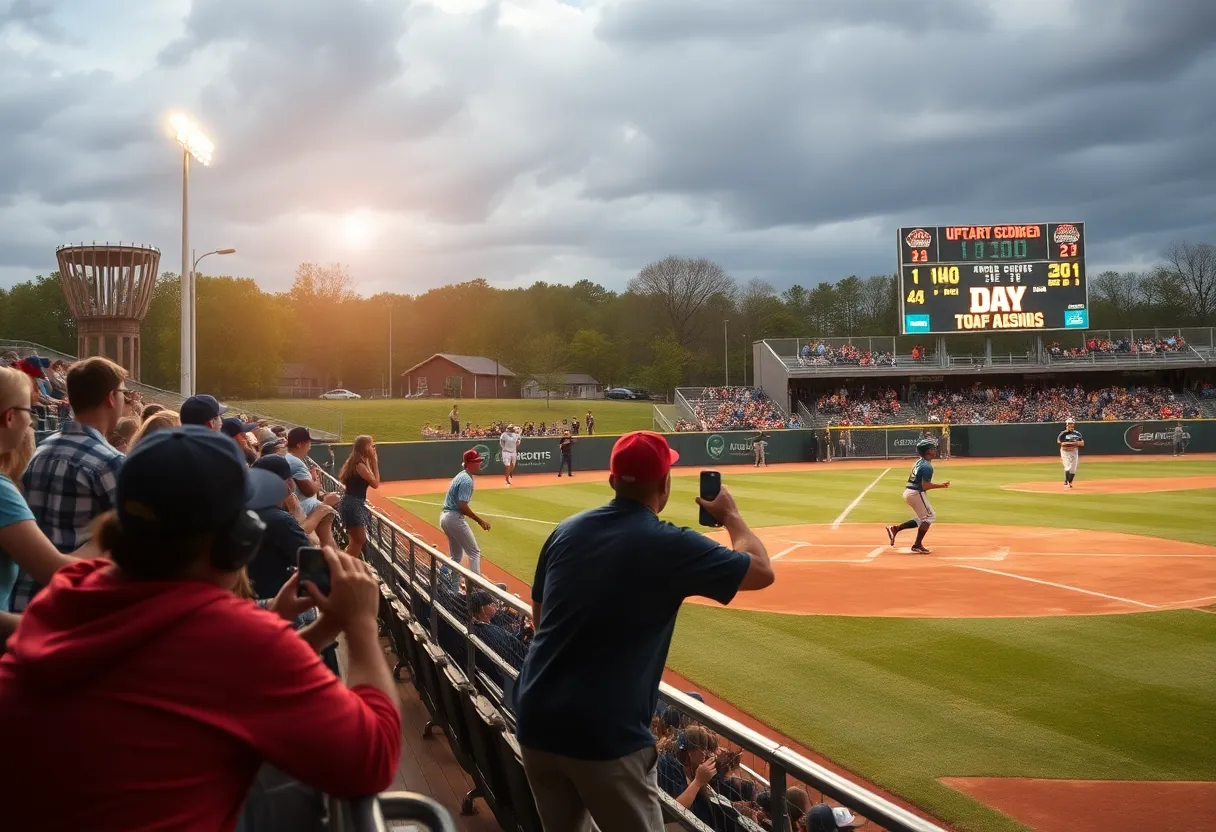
641,334,690,396
195,276,287,398
569,328,616,387
0,273,76,354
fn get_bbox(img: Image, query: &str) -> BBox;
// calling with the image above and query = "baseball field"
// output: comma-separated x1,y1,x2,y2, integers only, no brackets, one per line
379,456,1216,832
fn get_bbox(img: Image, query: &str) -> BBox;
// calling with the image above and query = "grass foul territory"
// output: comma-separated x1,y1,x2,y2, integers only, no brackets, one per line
393,457,1216,832
228,397,655,442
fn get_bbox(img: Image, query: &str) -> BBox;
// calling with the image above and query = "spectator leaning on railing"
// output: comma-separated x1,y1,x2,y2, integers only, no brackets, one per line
512,431,774,831
9,357,127,613
0,426,401,831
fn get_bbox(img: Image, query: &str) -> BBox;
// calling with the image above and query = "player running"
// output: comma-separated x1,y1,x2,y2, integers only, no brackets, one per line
1057,417,1084,488
886,438,950,554
500,423,521,487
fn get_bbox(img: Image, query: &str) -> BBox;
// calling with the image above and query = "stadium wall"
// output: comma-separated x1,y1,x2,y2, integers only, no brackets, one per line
313,429,821,481
313,419,1214,479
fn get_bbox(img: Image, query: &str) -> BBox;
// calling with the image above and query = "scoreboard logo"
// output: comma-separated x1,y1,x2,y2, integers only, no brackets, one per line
905,228,932,249
1064,309,1089,329
1053,224,1081,244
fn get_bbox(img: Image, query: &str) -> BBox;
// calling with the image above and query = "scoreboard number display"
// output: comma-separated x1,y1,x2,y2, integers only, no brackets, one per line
897,223,1088,335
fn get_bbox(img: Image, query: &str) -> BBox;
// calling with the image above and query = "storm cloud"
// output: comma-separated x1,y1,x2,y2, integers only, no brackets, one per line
1,0,1213,293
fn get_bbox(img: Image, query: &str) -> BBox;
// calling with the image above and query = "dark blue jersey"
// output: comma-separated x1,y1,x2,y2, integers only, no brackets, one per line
906,458,933,492
1057,429,1083,446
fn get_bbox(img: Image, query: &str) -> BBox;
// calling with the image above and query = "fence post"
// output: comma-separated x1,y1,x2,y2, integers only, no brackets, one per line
408,539,419,621
337,412,343,442
769,762,788,832
429,553,439,640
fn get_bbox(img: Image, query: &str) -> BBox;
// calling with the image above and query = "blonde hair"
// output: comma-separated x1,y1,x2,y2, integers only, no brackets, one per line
130,410,181,448
0,427,35,485
0,366,32,410
338,434,374,483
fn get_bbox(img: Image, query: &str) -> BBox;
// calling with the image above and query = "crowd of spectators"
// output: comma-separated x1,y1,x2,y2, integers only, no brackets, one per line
422,411,595,439
923,382,1199,424
796,341,897,366
1201,382,1216,399
677,387,798,431
0,355,400,829
812,387,905,426
1047,334,1189,358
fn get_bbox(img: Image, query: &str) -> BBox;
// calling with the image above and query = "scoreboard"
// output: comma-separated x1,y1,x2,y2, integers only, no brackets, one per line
897,223,1088,336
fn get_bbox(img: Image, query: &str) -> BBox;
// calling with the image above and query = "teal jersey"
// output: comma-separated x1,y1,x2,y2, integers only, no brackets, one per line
906,458,933,492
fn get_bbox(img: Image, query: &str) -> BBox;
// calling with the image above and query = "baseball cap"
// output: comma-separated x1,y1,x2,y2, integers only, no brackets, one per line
463,448,485,466
117,426,286,537
610,431,679,483
1065,416,1076,424
221,417,258,438
260,438,287,456
16,357,46,379
286,426,312,446
180,394,227,425
468,589,498,615
915,438,937,453
806,804,865,831
252,454,293,482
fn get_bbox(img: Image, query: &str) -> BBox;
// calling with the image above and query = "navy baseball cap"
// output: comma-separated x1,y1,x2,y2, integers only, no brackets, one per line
180,394,228,425
916,438,937,454
252,454,293,482
117,426,286,537
260,438,287,456
221,416,258,438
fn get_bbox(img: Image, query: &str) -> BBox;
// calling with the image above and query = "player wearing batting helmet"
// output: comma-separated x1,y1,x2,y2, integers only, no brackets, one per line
886,438,951,554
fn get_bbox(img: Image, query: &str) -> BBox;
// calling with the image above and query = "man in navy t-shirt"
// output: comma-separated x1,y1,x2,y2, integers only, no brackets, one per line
513,431,775,831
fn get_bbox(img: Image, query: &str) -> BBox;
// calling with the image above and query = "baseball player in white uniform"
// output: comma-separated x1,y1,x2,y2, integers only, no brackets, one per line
500,424,521,486
1057,418,1084,488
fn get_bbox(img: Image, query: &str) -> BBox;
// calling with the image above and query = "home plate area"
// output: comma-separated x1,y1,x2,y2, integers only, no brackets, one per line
692,523,1216,618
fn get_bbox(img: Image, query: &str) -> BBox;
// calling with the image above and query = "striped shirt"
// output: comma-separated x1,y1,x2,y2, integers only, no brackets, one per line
9,422,124,612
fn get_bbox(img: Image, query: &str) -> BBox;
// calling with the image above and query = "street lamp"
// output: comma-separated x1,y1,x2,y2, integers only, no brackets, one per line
190,248,236,390
169,112,215,396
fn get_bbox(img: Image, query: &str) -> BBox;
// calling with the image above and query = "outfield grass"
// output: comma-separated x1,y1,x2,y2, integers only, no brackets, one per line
395,459,1216,832
228,398,655,442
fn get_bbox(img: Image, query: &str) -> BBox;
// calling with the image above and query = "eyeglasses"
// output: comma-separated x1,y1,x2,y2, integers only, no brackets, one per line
4,406,33,416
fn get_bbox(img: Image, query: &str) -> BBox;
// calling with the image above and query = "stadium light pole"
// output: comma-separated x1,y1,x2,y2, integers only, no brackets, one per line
723,319,729,385
169,112,215,396
191,247,235,391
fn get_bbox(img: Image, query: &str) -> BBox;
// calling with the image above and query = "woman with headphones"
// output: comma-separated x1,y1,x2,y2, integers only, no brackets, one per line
0,425,401,832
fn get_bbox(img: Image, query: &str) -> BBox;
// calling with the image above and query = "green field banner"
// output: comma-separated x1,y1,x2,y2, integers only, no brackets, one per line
313,429,826,481
953,419,1215,457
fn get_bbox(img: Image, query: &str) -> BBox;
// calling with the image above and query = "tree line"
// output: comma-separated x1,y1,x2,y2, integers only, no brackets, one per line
1,242,1211,398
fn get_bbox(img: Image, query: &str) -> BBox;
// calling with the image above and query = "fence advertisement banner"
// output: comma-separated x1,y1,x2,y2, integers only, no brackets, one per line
313,429,827,482
951,419,1212,457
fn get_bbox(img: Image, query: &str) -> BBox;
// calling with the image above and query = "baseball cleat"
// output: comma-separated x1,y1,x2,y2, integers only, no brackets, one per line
910,545,932,554
886,525,897,546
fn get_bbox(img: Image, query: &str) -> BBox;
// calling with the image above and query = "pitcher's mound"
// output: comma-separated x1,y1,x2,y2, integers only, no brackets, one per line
1004,475,1216,494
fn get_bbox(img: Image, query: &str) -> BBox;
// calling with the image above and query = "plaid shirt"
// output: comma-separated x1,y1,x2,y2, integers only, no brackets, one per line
8,422,124,612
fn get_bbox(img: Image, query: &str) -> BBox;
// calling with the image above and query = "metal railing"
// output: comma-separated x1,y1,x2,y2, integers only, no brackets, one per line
652,404,676,432
316,467,946,832
340,793,457,832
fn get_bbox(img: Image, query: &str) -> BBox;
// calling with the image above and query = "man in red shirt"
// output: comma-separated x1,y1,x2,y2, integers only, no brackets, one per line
0,426,401,831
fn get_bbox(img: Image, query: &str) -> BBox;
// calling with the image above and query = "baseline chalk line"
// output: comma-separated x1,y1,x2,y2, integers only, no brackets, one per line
832,468,891,529
394,498,558,526
953,565,1157,609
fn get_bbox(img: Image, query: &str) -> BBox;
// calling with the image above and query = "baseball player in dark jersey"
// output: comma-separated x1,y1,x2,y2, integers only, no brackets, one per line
886,438,950,554
1057,418,1084,488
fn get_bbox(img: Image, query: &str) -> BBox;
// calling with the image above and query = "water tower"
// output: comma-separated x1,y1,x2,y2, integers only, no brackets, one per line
56,243,161,380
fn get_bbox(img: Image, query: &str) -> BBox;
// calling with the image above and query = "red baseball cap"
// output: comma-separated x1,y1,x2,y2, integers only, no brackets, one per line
610,431,679,483
463,448,485,466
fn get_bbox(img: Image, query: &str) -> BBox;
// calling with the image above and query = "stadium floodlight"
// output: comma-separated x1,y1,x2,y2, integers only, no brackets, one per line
169,112,214,166
167,111,218,395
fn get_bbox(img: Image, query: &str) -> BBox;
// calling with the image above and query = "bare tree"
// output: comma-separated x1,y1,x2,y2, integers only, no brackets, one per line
860,275,894,330
1090,271,1141,326
628,256,735,347
1163,241,1216,323
290,263,357,303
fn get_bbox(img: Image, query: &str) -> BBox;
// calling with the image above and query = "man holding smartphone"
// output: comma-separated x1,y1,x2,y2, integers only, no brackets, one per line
513,431,774,831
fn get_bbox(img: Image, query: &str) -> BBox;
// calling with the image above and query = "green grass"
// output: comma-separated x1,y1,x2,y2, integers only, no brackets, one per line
228,398,656,442
396,459,1216,832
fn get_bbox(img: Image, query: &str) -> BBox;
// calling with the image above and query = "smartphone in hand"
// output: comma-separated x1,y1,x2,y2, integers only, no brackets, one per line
297,547,332,598
698,470,722,527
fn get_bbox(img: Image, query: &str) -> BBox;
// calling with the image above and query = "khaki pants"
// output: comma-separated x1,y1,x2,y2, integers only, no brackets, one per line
521,745,665,832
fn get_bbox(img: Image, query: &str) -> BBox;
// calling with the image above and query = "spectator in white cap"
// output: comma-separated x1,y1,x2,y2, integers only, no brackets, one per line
804,803,865,831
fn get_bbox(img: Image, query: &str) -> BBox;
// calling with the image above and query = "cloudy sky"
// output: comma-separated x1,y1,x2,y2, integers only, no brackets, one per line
2,0,1214,295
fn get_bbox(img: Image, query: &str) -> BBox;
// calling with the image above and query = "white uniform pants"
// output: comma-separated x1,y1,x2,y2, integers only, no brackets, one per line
440,510,481,574
903,488,935,524
1060,450,1079,475
753,441,766,465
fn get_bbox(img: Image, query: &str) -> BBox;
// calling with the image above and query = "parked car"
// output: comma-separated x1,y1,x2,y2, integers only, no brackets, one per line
319,388,361,400
606,387,644,400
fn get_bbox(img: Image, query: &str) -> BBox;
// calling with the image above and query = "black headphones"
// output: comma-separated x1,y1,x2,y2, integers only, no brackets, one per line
210,509,267,572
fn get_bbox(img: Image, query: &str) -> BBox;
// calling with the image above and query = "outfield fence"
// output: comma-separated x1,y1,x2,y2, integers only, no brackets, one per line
317,466,946,832
312,418,1215,479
